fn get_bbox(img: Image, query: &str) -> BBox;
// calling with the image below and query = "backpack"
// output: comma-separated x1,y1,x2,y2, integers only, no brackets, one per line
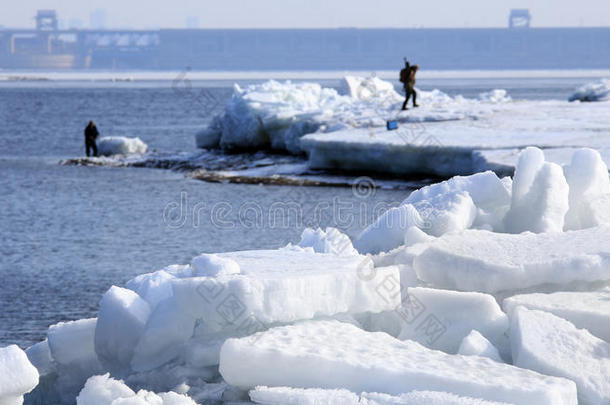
400,68,409,84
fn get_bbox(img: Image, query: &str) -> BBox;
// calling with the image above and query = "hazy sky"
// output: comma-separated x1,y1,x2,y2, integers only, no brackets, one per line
5,0,610,29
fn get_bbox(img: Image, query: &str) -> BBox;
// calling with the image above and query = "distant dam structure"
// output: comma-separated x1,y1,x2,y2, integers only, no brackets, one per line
1,10,610,70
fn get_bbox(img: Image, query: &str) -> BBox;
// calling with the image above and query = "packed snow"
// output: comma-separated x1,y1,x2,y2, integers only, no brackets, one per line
97,137,148,156
220,320,576,404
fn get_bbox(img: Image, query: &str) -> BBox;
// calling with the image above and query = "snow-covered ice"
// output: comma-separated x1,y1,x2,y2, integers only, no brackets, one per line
503,147,569,233
0,345,39,405
95,286,152,375
510,306,610,405
503,290,610,342
396,287,509,356
364,391,514,405
76,374,197,405
24,340,54,378
355,170,513,254
8,146,610,404
196,76,474,154
128,248,398,372
564,148,610,230
413,226,610,293
249,386,515,405
220,320,577,404
458,330,503,363
97,137,148,156
47,318,104,401
569,79,610,102
249,386,361,405
294,227,359,256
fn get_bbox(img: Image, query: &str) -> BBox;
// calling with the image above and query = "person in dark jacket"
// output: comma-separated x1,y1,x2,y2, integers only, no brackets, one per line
84,121,99,157
401,64,419,110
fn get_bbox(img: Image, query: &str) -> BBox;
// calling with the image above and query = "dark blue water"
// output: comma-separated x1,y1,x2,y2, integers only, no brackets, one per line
0,76,591,348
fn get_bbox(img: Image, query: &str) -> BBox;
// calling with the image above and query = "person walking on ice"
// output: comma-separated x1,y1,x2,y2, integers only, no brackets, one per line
400,59,419,110
84,121,99,157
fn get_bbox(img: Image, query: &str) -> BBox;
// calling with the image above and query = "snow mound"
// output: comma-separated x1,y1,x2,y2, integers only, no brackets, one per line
510,306,610,405
503,290,610,342
293,227,358,256
98,137,148,156
478,89,511,103
219,320,576,404
0,345,39,405
190,253,241,277
569,79,610,102
458,330,503,362
76,374,197,405
249,386,514,405
413,226,610,293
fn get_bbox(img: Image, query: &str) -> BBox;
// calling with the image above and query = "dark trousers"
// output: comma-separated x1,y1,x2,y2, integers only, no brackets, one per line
86,138,98,157
402,88,417,110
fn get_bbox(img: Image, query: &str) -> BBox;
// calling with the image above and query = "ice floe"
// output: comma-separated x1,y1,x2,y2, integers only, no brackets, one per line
569,79,610,102
413,226,610,294
76,374,197,405
249,386,516,405
10,146,610,404
197,76,480,155
503,290,610,342
510,306,610,405
0,345,39,405
97,136,148,156
396,288,509,356
220,320,576,404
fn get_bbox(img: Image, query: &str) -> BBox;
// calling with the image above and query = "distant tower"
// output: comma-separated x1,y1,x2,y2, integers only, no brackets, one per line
36,10,58,31
509,9,531,29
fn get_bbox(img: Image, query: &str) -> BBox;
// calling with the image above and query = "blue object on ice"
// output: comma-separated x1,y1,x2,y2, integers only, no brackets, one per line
386,120,398,130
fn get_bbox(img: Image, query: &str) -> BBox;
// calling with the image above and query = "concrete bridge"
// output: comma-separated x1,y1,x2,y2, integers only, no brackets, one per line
1,26,609,70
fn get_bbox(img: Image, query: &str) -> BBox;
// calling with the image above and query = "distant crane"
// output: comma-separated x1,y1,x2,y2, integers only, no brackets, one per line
509,9,531,29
